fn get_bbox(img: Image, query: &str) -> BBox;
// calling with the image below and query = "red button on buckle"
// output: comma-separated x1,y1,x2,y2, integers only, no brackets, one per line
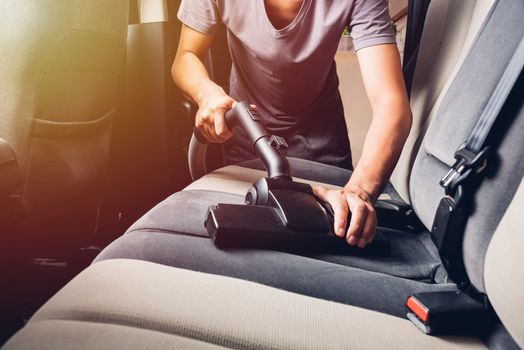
407,296,429,323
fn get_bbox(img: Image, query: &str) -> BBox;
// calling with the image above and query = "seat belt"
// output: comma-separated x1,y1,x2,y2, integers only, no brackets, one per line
432,35,524,286
403,0,432,98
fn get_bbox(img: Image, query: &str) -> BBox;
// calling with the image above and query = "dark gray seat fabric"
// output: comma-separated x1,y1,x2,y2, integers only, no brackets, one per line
97,189,443,282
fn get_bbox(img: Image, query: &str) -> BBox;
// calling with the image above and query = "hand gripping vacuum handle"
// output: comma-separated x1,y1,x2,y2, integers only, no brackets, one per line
189,102,291,180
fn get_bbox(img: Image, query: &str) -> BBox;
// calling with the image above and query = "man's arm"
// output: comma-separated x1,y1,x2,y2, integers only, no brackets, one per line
172,24,234,143
313,43,412,248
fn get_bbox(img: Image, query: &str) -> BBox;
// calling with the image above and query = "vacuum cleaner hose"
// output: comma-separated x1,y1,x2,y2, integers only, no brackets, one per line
188,102,291,181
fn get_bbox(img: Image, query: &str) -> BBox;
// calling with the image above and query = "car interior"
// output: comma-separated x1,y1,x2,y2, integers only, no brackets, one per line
1,0,523,349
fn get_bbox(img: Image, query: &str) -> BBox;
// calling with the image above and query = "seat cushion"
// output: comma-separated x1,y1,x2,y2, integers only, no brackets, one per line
2,259,486,350
99,188,446,284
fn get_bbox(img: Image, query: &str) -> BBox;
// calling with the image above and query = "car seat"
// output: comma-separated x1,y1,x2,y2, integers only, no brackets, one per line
0,0,128,254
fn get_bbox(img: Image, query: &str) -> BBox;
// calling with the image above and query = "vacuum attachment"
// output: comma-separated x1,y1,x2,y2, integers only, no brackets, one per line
206,178,391,257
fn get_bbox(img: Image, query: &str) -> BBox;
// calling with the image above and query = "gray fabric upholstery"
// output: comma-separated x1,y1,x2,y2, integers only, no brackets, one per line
98,188,444,283
3,259,485,350
125,190,244,237
0,0,128,222
409,0,524,292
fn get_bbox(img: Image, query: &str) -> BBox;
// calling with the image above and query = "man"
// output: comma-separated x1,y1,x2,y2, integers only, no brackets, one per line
172,0,412,249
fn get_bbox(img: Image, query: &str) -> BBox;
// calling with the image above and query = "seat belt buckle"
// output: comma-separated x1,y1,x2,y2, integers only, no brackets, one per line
440,144,490,196
406,291,487,335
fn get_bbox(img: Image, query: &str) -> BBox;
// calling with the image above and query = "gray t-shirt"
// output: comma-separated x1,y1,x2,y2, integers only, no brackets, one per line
178,0,395,168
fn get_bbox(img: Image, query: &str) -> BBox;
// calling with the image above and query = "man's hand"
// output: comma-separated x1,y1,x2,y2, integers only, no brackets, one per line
312,185,377,248
195,83,236,143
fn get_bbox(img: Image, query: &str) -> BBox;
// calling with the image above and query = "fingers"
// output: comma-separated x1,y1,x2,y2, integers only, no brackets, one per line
331,193,350,238
312,186,349,238
195,111,213,141
361,207,377,245
311,185,328,201
196,91,236,143
196,107,232,143
345,192,377,248
213,111,233,141
346,198,368,246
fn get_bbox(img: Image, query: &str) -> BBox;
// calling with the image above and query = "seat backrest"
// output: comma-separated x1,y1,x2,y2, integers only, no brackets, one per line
390,0,494,202
408,0,524,345
0,1,128,238
484,178,524,348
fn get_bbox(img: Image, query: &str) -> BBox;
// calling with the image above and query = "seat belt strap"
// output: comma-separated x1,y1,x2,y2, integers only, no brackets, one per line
432,35,524,285
467,37,524,152
403,0,432,98
440,36,524,197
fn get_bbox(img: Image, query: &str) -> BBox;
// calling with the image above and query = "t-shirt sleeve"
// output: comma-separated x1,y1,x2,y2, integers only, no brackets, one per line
177,0,219,35
348,0,397,51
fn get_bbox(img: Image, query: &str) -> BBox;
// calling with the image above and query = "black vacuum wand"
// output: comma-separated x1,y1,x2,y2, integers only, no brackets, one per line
189,101,291,180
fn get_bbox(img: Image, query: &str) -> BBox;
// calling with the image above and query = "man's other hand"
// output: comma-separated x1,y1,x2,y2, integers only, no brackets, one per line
312,185,377,248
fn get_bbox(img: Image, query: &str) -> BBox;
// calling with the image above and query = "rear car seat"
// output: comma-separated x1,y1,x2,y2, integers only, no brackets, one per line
3,0,523,348
3,177,523,349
